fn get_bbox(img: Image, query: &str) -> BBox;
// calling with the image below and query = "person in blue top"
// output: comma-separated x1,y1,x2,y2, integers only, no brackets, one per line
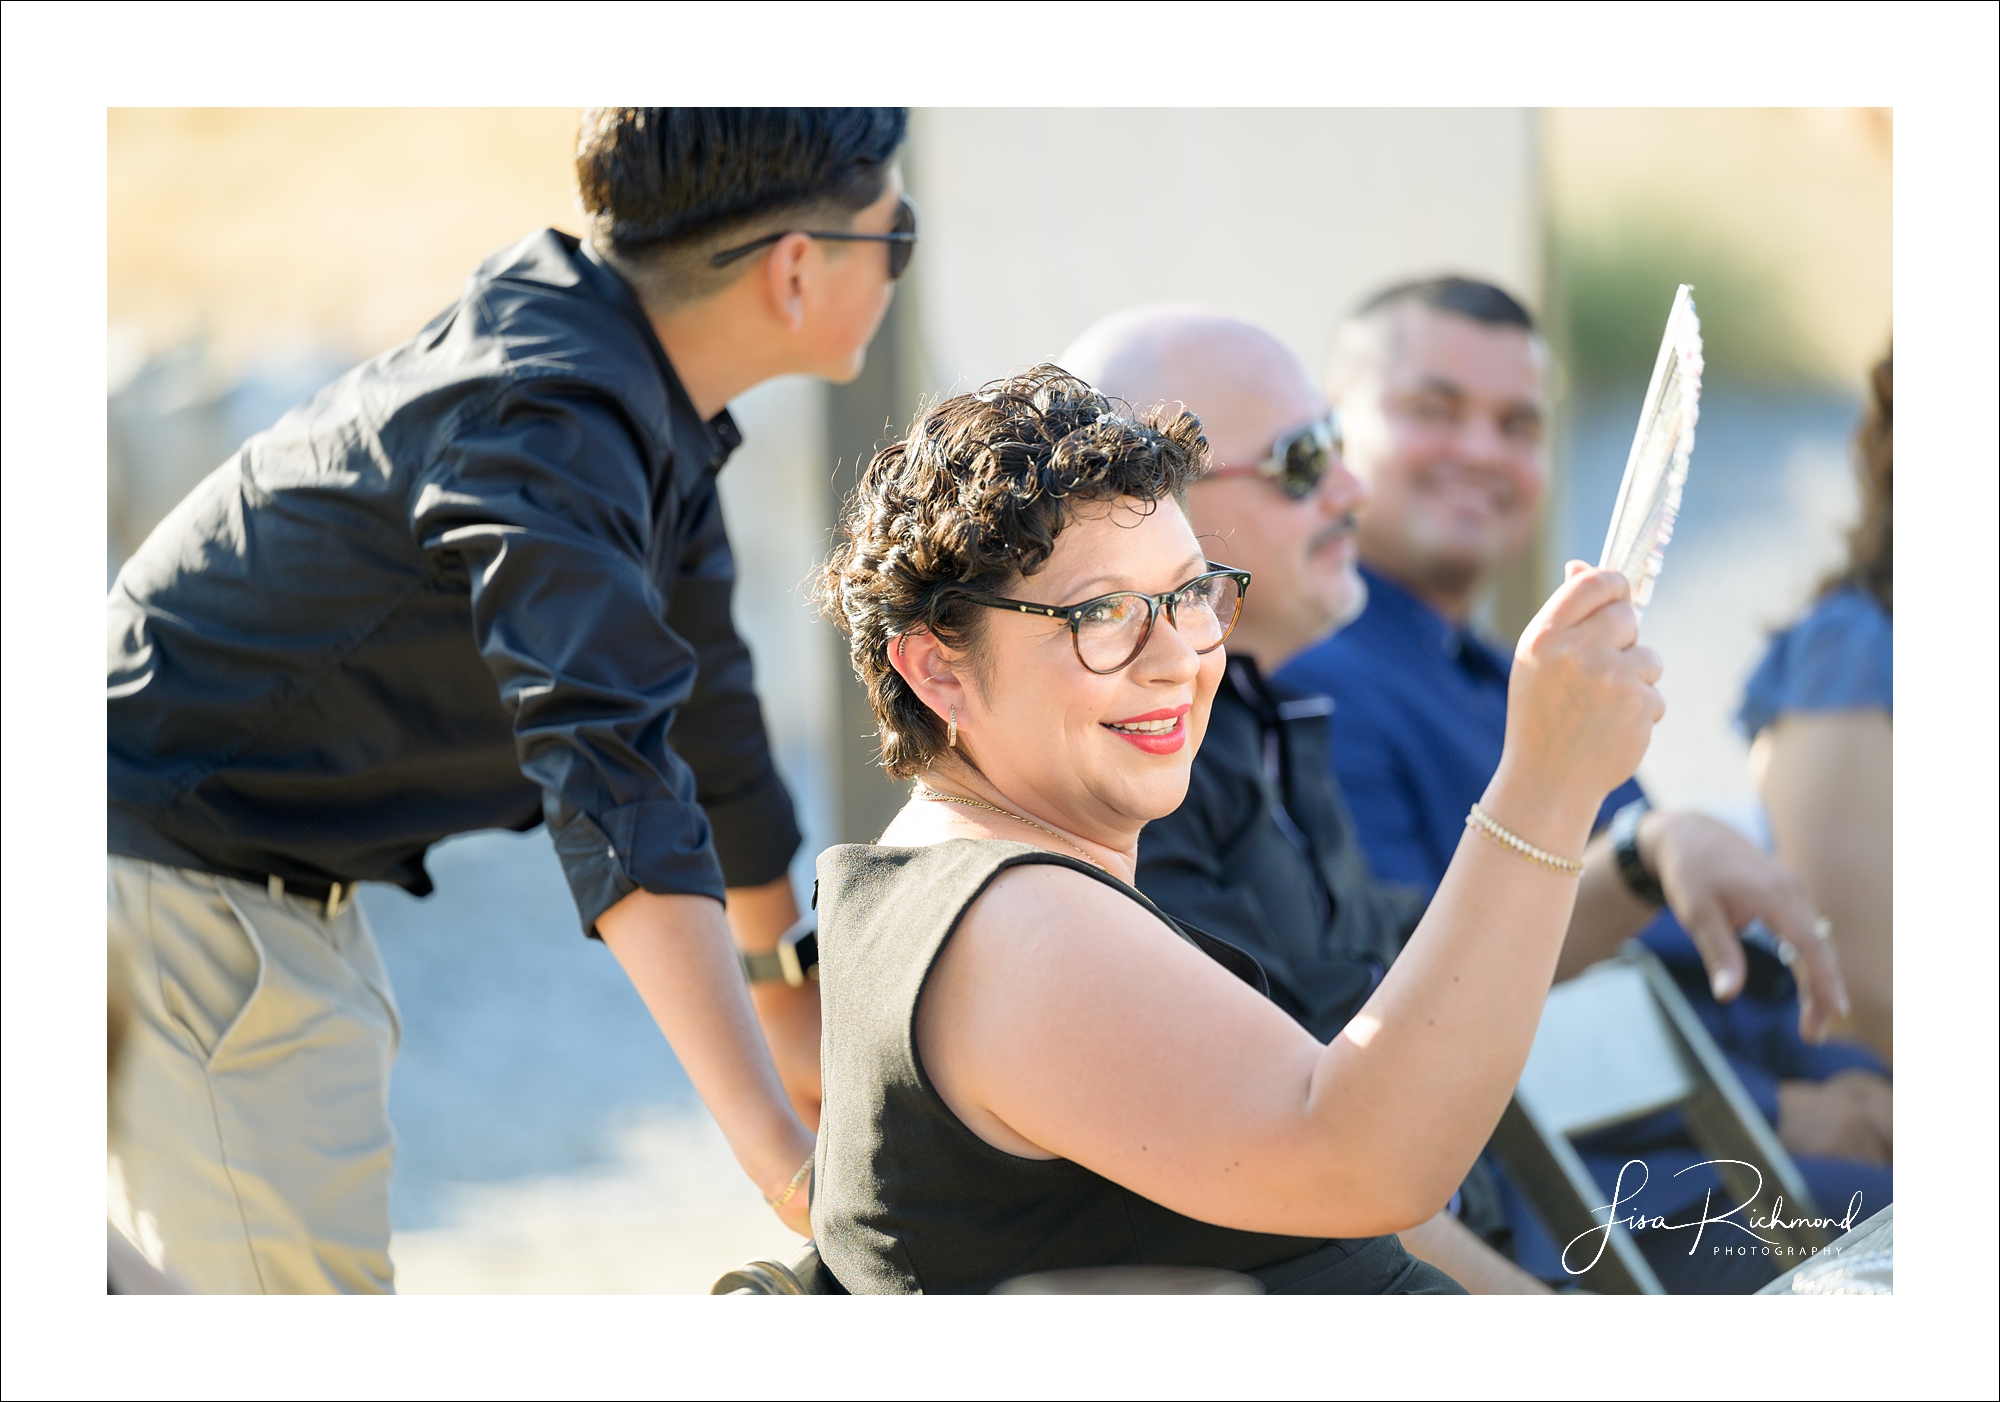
1278,277,1892,1290
1740,351,1893,1064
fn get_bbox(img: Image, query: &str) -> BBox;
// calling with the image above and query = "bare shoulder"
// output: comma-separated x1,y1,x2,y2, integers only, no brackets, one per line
915,849,1319,1173
953,861,1182,971
926,856,1258,1039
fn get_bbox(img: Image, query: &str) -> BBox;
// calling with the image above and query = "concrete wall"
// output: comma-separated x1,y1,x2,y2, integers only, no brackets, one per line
905,108,1541,393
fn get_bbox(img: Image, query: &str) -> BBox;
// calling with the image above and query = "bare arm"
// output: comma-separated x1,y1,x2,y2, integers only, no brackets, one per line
1558,810,1846,1042
598,889,816,1235
918,566,1664,1239
725,875,822,1129
1752,711,1893,1061
1398,1211,1551,1294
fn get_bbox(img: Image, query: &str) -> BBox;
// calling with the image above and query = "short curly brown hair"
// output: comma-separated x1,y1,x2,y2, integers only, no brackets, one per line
818,365,1209,779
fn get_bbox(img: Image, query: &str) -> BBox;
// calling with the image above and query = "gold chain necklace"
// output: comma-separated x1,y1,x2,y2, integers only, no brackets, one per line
911,781,1107,872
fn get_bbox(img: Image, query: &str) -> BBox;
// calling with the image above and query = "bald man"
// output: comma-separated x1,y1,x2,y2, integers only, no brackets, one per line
1062,307,1542,1292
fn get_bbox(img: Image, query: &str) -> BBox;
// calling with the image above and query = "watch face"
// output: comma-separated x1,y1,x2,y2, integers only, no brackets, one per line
1611,803,1664,905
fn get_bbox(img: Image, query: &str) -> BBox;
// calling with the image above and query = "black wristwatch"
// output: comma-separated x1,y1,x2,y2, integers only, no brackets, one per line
1609,798,1666,907
740,916,819,988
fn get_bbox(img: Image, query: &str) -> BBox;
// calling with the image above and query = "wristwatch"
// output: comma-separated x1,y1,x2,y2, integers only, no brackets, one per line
740,915,819,988
1608,798,1666,907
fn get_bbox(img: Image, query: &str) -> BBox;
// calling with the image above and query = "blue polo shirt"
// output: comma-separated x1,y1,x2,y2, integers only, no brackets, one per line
1279,566,1889,1285
1277,565,1643,893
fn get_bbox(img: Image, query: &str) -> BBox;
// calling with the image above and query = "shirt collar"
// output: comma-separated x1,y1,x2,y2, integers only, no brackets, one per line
1227,653,1337,723
1356,564,1511,680
578,238,741,476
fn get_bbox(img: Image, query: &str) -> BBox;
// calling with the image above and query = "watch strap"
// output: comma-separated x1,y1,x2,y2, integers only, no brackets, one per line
1609,799,1665,907
740,920,819,987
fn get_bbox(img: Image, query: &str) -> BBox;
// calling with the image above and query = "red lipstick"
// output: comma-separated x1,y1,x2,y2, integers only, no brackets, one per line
1101,703,1193,755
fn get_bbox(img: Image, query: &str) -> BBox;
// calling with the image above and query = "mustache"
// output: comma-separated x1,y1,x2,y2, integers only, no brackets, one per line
1308,512,1360,554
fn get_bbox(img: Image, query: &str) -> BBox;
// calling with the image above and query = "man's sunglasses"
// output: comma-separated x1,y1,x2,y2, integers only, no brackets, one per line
955,565,1252,676
1206,410,1343,500
710,194,919,281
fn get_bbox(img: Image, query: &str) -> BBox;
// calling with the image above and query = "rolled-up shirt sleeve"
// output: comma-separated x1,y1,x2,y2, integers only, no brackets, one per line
413,379,734,934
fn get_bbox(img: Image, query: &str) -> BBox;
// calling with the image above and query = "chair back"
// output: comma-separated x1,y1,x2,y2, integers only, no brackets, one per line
1492,943,1834,1294
1518,958,1697,1134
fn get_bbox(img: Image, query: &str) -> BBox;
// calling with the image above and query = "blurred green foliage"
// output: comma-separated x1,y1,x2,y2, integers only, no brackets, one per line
1549,218,1821,393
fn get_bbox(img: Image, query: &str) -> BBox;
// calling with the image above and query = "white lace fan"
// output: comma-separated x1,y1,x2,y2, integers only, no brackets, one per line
1599,284,1704,612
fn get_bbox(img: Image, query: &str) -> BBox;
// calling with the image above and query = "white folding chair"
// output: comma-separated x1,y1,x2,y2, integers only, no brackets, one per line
1491,942,1833,1293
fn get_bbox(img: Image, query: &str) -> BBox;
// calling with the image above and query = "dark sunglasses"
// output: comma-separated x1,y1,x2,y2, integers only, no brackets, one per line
710,194,919,280
1206,410,1343,500
956,565,1252,675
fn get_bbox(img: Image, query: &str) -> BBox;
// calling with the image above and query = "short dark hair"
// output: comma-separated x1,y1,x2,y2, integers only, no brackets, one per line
575,107,907,305
1354,275,1537,332
1329,274,1541,393
817,366,1208,779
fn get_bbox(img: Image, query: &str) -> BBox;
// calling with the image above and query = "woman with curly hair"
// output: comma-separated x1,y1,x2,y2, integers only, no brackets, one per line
1741,350,1895,1064
809,365,1674,1294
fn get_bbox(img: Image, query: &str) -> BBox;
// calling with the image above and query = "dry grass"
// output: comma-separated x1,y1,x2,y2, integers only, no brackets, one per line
109,108,585,371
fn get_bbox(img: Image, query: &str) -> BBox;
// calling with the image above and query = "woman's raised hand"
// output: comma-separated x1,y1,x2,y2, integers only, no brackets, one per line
1498,562,1665,822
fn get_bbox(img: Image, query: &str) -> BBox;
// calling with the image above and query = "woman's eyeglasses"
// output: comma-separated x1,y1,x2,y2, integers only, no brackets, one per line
710,194,919,281
956,565,1252,675
1205,410,1342,500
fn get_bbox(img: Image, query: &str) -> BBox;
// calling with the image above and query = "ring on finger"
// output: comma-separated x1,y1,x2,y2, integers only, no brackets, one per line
1773,938,1799,968
1811,917,1833,941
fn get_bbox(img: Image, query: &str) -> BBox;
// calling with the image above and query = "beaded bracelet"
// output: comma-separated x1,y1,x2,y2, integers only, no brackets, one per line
1466,803,1585,876
767,1154,815,1210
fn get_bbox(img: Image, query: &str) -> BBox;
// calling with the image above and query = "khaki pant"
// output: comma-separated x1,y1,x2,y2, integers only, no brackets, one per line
107,856,400,1293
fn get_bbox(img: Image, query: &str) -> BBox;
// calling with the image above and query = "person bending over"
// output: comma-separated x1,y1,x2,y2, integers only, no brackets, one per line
106,107,914,1291
1060,307,1850,1292
1277,278,1890,1286
807,366,1672,1294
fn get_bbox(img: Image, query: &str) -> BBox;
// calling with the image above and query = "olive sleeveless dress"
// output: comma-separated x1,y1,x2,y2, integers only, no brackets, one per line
810,838,1463,1295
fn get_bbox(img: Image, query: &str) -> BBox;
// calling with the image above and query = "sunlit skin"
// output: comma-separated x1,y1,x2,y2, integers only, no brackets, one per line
885,499,1227,877
650,164,905,418
1337,301,1548,622
594,164,910,1232
1753,712,1894,1067
881,462,1675,1234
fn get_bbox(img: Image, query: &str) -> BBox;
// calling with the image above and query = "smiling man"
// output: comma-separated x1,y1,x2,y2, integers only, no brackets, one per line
1277,277,1891,1290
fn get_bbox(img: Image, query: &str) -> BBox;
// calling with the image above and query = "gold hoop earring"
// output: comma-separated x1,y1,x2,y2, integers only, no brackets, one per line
948,706,958,749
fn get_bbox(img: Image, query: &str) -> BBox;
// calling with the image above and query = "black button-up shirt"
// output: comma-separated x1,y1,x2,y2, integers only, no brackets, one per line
108,229,800,934
1136,655,1424,1042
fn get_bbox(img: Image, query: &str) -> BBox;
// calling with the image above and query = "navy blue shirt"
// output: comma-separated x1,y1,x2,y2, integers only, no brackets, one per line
1279,566,1889,1269
108,230,801,934
1737,585,1892,741
1277,565,1641,895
